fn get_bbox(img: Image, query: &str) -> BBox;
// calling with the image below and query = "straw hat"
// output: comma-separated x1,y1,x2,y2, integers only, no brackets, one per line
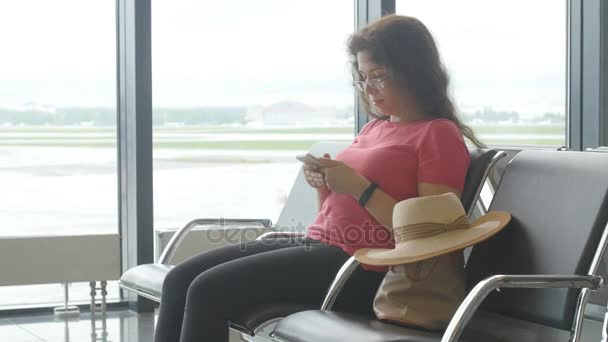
354,192,511,266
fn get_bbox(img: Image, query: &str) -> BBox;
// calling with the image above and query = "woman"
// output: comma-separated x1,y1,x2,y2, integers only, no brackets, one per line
154,14,485,342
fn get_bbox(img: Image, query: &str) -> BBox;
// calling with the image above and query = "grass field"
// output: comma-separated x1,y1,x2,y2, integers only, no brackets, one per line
0,127,353,135
0,124,566,148
0,125,564,134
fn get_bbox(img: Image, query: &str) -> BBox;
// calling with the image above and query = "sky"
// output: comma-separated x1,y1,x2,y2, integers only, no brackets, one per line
397,0,567,116
0,0,566,116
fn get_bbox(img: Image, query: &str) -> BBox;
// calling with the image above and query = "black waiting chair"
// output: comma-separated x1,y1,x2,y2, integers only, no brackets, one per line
119,142,505,340
233,147,506,339
271,149,608,342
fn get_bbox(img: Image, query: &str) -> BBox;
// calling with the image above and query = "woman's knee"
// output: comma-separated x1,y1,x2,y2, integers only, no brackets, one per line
183,269,232,315
162,264,193,295
186,268,224,299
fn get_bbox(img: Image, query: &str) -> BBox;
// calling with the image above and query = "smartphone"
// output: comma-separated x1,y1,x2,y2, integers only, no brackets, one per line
296,153,321,165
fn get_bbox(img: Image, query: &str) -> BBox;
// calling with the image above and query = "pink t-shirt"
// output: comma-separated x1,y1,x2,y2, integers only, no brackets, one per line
305,118,470,272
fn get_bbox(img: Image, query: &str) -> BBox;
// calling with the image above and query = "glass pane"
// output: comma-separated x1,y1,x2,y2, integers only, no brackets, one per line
396,0,566,147
0,1,119,308
152,0,355,256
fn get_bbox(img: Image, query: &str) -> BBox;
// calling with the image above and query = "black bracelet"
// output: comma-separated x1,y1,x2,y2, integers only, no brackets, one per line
359,182,378,207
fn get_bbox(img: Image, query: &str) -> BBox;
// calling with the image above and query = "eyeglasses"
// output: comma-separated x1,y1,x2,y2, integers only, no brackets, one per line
352,76,388,92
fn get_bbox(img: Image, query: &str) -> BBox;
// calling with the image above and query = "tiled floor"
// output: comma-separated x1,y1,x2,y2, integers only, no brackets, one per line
0,310,155,342
0,309,249,342
0,308,604,342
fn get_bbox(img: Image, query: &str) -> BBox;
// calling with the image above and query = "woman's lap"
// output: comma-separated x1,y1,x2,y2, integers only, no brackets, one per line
184,237,352,311
162,237,315,295
155,236,362,342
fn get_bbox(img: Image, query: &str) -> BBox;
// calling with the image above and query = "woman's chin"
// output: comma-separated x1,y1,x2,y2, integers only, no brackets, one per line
373,105,388,115
375,108,397,117
373,103,398,115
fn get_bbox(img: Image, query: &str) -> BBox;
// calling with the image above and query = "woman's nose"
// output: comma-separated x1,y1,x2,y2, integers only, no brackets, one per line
364,84,378,96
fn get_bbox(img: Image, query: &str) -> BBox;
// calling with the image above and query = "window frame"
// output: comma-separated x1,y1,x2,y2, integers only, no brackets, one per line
116,0,154,312
115,0,608,312
0,0,604,317
569,0,607,151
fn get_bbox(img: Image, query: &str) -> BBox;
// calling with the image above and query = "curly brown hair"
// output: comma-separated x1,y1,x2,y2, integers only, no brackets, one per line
347,14,485,148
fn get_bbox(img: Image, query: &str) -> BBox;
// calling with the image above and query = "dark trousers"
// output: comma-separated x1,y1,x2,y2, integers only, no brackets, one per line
154,236,385,342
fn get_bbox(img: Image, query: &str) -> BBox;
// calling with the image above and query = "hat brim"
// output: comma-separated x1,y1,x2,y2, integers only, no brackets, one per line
354,211,511,266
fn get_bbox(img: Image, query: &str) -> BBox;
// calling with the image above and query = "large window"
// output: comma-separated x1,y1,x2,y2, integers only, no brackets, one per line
0,1,118,308
397,0,567,147
152,0,355,252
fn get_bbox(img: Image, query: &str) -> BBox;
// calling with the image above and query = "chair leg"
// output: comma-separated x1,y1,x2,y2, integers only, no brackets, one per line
237,317,284,341
569,288,590,342
602,302,608,342
254,317,283,337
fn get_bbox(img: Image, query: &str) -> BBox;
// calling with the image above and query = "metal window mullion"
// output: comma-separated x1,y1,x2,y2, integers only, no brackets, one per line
354,0,368,134
581,0,603,150
570,0,604,151
116,0,154,312
602,0,608,146
568,1,608,329
354,0,395,134
568,0,583,151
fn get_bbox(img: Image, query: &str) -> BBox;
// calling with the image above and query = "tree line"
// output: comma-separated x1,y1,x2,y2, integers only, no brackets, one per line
0,106,564,126
0,107,247,126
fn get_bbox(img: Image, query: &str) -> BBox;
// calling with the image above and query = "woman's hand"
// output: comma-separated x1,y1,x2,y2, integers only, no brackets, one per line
317,156,369,197
303,153,331,192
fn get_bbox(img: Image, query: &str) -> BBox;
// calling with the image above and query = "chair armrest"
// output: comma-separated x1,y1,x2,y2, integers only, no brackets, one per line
158,218,272,264
256,232,305,240
441,274,604,342
321,256,361,310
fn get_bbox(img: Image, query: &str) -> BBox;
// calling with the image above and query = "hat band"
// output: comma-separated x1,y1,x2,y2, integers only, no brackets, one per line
393,215,470,243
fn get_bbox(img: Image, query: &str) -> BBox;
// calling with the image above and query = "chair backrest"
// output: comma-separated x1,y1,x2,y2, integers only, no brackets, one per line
275,143,500,231
461,149,500,215
465,150,608,330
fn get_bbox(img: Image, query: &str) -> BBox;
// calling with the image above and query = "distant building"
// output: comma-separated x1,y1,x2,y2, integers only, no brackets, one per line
19,102,56,113
246,101,342,127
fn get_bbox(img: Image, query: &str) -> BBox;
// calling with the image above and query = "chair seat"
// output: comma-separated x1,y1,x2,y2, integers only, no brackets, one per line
273,310,571,342
229,302,319,336
273,310,443,342
119,263,173,301
120,264,318,336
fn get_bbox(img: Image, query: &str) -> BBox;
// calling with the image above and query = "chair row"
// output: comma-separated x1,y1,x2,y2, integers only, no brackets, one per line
270,149,608,342
119,141,506,340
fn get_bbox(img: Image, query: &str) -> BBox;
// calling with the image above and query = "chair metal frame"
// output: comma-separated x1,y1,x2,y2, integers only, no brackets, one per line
268,150,608,342
260,150,508,340
318,150,507,313
118,218,272,302
444,177,608,342
119,148,510,341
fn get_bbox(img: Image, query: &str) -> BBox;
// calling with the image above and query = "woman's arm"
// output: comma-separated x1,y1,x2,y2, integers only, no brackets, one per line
418,182,462,200
317,154,463,229
303,153,333,212
350,176,396,228
317,187,331,212
350,177,462,229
